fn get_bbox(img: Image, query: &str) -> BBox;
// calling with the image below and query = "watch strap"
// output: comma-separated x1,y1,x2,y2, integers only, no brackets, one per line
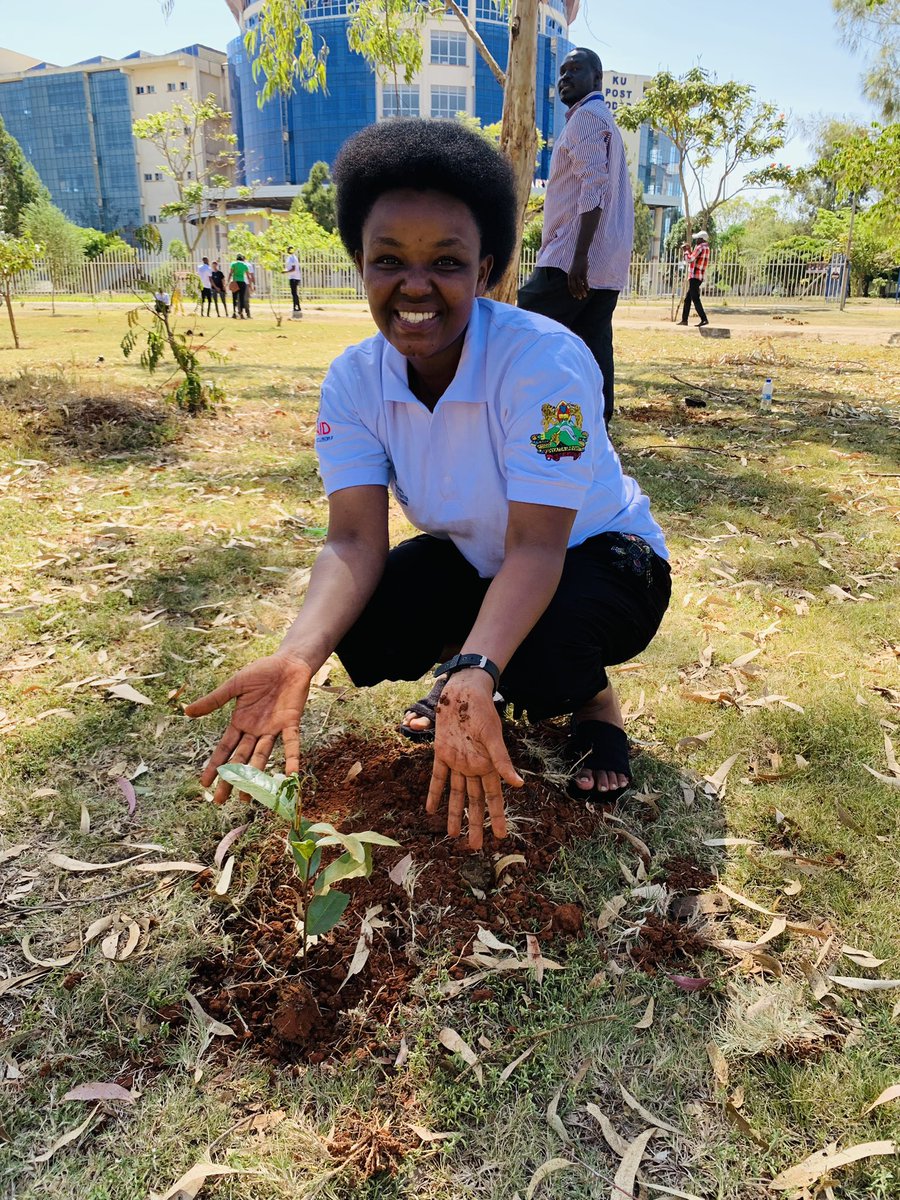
435,653,501,691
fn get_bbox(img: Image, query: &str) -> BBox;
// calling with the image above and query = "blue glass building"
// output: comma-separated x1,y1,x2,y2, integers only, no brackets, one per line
0,67,141,231
228,0,572,185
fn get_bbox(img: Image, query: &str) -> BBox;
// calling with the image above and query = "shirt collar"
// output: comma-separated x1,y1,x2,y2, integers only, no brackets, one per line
565,89,606,121
381,297,486,406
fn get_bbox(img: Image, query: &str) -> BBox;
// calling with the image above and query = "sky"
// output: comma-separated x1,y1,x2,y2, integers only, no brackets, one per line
1,0,878,172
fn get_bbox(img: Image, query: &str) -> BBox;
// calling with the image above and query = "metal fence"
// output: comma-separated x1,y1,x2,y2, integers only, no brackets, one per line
15,249,853,305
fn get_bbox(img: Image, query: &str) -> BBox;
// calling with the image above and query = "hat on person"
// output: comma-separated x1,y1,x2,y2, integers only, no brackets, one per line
692,230,709,240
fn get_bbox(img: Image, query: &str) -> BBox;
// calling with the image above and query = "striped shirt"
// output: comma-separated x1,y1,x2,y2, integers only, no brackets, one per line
685,242,710,281
536,91,634,291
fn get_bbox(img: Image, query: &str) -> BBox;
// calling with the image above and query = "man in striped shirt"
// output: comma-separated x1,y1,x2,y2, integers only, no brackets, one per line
518,47,633,425
679,231,710,327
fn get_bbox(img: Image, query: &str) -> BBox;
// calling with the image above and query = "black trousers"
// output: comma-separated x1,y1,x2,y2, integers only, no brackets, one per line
682,278,707,324
518,267,619,424
289,278,302,312
211,288,226,315
336,533,671,723
200,286,212,314
232,281,249,317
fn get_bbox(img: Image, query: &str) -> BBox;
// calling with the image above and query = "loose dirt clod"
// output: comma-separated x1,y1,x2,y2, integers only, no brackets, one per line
272,982,321,1044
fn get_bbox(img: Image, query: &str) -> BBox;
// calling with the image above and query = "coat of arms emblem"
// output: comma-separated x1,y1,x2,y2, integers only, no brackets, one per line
530,401,589,461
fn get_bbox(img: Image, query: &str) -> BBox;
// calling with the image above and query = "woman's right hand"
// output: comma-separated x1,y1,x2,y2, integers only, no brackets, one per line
184,652,314,804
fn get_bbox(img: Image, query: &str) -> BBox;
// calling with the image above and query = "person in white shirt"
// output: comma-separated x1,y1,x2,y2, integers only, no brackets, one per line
186,120,670,851
197,256,213,316
283,245,302,315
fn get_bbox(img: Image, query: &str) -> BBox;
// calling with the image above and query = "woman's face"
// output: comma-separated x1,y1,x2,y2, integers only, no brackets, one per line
356,189,493,386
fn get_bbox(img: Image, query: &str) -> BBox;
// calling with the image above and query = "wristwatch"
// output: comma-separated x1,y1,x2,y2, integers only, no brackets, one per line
435,653,501,691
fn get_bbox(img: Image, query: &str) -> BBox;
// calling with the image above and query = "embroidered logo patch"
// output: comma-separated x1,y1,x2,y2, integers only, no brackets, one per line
530,402,589,461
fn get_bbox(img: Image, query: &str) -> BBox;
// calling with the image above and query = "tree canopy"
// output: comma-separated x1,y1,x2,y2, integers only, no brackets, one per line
0,116,49,237
132,96,237,252
617,68,788,240
833,0,900,121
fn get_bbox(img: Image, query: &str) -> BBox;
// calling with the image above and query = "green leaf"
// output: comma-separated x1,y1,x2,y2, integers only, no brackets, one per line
314,847,372,896
307,826,367,862
288,826,321,877
306,890,351,936
216,764,294,822
351,832,402,848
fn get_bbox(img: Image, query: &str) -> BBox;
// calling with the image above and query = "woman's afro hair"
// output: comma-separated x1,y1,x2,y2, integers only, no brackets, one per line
332,119,518,288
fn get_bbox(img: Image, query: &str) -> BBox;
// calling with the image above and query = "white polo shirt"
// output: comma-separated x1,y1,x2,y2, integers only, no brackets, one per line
316,298,667,578
197,262,212,287
285,253,302,281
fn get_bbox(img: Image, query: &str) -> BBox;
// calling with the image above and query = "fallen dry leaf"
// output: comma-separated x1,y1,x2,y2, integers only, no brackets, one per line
388,852,413,887
770,1140,896,1191
842,946,888,970
107,683,153,706
862,1084,900,1116
526,933,546,984
828,975,900,992
150,1162,249,1200
668,974,712,991
717,883,779,917
725,1099,767,1148
494,852,526,876
703,753,740,797
597,894,627,933
214,856,235,897
525,1157,574,1199
585,1104,631,1157
63,1082,135,1104
47,851,149,873
409,1124,454,1143
134,861,207,874
634,997,655,1030
345,760,363,782
213,824,248,870
612,1127,655,1200
546,1084,569,1143
21,934,79,968
707,1041,729,1087
116,777,137,817
0,843,28,864
438,1027,483,1085
498,1045,534,1083
619,1083,681,1136
29,1105,100,1163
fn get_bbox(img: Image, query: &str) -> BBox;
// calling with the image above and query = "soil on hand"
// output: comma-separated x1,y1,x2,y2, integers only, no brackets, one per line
192,730,603,1063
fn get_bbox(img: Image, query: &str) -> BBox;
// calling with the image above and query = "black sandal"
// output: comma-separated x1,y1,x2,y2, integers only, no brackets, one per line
400,676,447,743
567,719,631,802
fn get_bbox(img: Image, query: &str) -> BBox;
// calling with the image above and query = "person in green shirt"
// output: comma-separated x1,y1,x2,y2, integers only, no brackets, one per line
228,255,254,319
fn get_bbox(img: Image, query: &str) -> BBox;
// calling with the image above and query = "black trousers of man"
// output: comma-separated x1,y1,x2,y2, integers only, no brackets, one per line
200,286,213,316
681,278,708,325
518,266,619,424
289,278,302,313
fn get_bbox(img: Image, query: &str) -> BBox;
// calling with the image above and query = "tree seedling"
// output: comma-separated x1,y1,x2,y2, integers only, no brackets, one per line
216,763,399,964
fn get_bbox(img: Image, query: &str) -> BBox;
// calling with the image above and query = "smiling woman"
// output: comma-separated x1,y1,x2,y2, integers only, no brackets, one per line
185,119,672,851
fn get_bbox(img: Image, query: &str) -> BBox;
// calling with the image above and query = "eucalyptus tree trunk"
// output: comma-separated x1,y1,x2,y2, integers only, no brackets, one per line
492,0,539,305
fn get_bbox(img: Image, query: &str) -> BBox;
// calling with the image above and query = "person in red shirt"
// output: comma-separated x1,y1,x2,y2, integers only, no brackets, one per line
679,230,710,327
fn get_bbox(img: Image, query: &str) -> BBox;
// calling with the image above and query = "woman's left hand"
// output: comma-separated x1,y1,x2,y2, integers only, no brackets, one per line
426,669,523,849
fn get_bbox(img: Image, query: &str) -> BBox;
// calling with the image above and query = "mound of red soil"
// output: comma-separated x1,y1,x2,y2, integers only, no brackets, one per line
192,731,604,1063
631,913,709,976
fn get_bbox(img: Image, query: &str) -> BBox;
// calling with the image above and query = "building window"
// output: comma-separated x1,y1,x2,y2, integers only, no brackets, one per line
167,82,177,92
180,81,188,90
154,172,164,181
431,30,466,65
135,85,145,94
431,85,467,119
144,172,153,181
186,170,193,179
383,84,419,118
146,84,156,94
475,0,503,20
148,215,158,223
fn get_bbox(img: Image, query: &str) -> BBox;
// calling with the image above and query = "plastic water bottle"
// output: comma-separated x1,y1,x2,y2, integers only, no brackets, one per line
760,377,774,410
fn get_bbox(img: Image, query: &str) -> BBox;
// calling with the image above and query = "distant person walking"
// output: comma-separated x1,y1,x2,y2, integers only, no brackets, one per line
284,245,302,316
197,256,214,316
154,289,170,317
679,231,710,327
210,261,227,316
518,47,633,425
228,255,252,319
